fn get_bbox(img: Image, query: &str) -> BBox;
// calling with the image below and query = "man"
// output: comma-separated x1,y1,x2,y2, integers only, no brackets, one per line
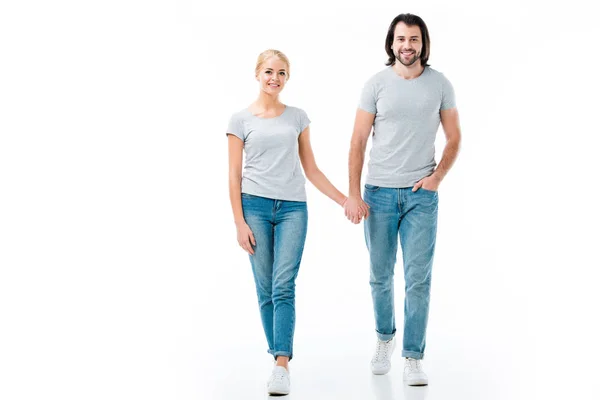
344,13,461,386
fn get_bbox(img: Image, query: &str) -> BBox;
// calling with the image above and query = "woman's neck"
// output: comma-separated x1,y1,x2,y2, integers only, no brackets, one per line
254,92,282,110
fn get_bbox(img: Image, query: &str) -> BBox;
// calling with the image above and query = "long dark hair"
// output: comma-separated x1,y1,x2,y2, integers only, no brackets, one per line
385,13,431,67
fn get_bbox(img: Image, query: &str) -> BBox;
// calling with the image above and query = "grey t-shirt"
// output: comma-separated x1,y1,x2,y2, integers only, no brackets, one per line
359,66,456,188
226,106,310,201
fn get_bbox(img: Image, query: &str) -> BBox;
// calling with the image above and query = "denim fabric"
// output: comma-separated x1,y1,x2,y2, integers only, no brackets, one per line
242,193,308,360
363,185,438,360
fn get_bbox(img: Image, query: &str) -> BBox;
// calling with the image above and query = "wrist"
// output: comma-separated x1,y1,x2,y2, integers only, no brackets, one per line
430,173,443,183
348,189,361,198
234,219,246,226
340,196,348,207
348,184,362,198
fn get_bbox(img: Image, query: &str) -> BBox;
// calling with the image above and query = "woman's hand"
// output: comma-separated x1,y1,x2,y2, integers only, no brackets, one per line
236,221,256,255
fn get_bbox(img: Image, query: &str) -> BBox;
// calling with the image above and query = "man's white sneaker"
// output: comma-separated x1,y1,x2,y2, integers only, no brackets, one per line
403,357,428,386
371,338,396,375
267,366,290,395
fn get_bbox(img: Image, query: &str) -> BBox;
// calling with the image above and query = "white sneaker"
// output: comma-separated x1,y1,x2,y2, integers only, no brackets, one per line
371,338,396,375
267,366,290,395
403,358,429,386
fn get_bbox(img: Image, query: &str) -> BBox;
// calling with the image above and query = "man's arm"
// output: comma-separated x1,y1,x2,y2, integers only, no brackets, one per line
432,108,461,182
349,109,374,196
345,109,375,223
412,107,461,192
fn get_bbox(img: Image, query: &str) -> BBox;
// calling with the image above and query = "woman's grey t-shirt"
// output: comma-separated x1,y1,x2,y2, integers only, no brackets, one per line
226,106,310,202
359,66,456,188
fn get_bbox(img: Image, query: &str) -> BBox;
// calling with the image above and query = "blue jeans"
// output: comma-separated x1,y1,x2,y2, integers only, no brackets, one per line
363,184,438,360
241,193,308,360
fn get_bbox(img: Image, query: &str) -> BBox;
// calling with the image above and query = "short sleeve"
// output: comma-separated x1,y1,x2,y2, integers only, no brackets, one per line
226,114,245,141
297,108,311,133
358,78,377,114
440,75,456,111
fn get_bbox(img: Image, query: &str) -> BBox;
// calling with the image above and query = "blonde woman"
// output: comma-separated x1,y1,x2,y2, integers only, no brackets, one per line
226,49,347,395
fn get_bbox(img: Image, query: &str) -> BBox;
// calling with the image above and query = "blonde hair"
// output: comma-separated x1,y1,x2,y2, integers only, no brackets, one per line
255,49,291,80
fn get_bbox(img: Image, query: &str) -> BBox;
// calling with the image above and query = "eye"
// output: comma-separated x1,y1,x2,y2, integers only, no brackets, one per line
265,70,272,74
279,72,286,76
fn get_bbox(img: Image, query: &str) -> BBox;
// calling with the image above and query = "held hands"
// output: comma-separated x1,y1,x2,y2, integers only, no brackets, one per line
236,221,256,255
343,195,370,224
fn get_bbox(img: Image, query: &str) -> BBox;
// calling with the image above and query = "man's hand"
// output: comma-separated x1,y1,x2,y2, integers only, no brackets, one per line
412,174,441,192
344,195,370,224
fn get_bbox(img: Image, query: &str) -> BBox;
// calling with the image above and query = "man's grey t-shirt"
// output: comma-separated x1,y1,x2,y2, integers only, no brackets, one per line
226,106,310,202
359,66,456,188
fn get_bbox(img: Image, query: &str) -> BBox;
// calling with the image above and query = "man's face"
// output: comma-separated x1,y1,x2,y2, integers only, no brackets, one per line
391,22,423,67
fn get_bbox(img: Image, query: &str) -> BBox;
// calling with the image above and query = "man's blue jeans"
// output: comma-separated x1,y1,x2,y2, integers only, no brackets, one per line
241,193,308,360
363,184,438,360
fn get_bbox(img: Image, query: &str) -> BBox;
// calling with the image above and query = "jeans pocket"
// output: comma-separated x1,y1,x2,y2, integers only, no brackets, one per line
364,184,380,192
241,193,258,208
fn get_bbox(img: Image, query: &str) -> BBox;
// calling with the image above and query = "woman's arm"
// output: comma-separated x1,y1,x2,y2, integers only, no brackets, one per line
228,135,255,254
298,126,347,206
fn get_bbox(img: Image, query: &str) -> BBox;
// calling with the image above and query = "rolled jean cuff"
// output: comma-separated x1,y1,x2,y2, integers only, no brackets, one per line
402,350,424,359
376,330,395,341
269,350,293,360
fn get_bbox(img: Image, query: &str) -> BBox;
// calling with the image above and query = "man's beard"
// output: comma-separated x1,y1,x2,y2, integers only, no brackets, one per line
396,51,419,66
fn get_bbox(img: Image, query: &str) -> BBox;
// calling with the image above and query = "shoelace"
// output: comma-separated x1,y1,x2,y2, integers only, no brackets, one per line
374,340,391,361
407,358,422,372
271,369,288,383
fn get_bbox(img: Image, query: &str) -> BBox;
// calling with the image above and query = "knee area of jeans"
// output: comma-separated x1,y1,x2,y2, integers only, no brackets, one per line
271,292,296,304
256,288,273,299
369,282,394,291
257,297,273,308
409,273,432,284
369,275,394,285
406,282,432,294
272,280,296,291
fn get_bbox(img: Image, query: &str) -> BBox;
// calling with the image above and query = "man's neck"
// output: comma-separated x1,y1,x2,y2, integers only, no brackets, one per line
392,62,425,80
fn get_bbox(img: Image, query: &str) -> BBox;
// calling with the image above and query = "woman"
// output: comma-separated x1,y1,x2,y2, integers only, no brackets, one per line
226,49,347,395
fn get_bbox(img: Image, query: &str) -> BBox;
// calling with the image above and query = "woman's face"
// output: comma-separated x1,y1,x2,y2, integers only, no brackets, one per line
256,56,289,95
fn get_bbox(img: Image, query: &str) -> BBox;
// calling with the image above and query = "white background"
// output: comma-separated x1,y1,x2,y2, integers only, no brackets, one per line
1,0,599,399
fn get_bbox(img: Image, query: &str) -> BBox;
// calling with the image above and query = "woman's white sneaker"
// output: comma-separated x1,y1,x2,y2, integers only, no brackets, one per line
371,338,396,375
267,366,290,395
403,358,428,386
